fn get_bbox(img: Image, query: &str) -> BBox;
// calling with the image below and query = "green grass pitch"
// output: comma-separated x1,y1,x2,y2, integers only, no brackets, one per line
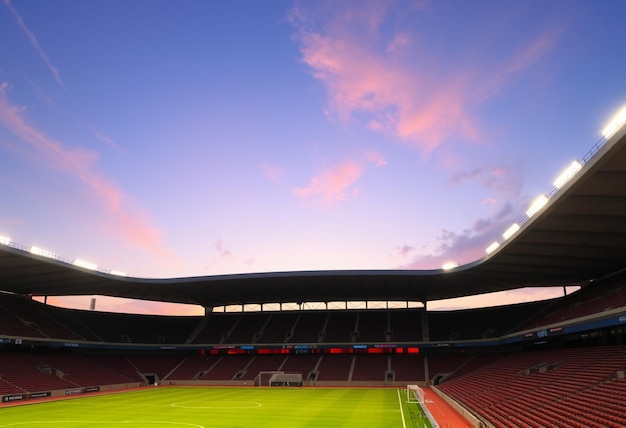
0,386,435,427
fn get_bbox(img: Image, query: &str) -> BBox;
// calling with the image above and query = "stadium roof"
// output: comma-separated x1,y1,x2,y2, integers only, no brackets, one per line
1,129,626,308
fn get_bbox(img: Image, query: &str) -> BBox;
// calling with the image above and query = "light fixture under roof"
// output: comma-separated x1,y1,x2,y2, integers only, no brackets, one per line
0,235,10,246
601,105,626,139
73,259,98,271
441,261,459,271
502,223,521,240
553,160,582,189
526,194,549,218
485,241,500,254
30,246,56,259
110,270,127,277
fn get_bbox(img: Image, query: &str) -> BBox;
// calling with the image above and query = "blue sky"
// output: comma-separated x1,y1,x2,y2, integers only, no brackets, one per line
1,0,625,314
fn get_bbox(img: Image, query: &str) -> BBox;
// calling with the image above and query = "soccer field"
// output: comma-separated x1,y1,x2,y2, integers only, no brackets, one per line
0,387,435,427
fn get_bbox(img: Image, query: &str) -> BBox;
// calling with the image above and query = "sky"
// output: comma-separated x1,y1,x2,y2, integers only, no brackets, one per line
1,0,626,315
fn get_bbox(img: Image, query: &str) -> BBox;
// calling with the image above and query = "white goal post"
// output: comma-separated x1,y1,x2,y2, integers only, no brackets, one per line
405,385,440,428
406,384,425,404
254,371,282,386
254,371,303,387
268,372,302,386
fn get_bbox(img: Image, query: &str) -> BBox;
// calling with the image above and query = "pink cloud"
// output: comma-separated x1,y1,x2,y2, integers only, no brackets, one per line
4,0,64,87
298,31,416,124
290,5,480,152
293,149,387,205
0,82,171,256
290,2,559,153
294,160,364,203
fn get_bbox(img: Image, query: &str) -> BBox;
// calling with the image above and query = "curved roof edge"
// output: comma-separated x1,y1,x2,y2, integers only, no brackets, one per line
1,129,626,307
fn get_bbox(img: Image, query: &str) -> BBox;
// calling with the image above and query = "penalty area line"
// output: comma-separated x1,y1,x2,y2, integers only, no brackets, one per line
397,389,407,428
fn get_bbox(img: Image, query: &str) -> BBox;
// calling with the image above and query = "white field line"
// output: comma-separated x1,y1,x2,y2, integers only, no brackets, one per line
397,389,407,428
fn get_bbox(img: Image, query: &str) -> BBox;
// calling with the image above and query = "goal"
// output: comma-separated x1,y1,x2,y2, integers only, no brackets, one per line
254,371,281,386
406,384,425,404
254,371,303,387
269,372,302,387
406,385,440,428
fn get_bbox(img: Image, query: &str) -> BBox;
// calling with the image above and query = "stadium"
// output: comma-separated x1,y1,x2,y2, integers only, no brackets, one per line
1,111,625,427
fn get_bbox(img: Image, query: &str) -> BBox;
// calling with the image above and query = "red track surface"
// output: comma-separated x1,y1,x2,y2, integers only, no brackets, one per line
423,387,473,428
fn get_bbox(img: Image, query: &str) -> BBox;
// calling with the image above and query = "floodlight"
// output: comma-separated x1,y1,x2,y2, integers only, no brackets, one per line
441,261,459,271
30,246,56,259
485,241,500,254
553,160,582,189
526,194,549,218
601,106,626,139
110,270,127,277
0,235,10,246
502,223,520,240
73,259,98,271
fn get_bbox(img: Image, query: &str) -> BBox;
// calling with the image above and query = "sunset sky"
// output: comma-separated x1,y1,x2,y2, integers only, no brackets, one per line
2,0,626,315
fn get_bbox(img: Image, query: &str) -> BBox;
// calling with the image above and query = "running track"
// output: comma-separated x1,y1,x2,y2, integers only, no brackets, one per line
423,387,473,428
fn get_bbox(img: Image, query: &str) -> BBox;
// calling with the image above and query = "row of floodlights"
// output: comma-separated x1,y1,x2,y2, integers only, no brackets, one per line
442,104,626,271
443,159,583,268
0,237,126,277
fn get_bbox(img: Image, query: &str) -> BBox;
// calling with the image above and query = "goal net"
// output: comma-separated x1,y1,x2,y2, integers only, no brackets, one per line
269,372,302,387
406,384,425,404
254,371,282,386
254,371,303,387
